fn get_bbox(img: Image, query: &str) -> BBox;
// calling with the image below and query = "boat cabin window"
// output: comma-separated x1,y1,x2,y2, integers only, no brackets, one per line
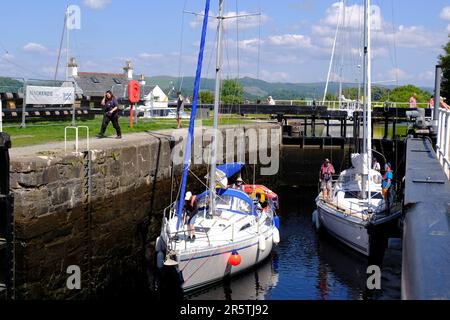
196,194,253,215
372,174,382,184
344,191,383,200
339,173,382,185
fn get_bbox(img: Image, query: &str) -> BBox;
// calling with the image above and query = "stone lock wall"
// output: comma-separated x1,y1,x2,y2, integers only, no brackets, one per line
9,124,281,299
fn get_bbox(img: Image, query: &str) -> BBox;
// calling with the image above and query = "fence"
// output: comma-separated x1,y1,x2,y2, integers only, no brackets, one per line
436,108,450,179
274,99,430,110
0,78,81,127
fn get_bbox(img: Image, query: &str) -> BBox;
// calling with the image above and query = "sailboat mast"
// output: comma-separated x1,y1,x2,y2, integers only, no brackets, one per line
66,7,70,81
366,0,372,163
366,0,372,203
362,0,372,201
338,0,346,108
209,0,225,212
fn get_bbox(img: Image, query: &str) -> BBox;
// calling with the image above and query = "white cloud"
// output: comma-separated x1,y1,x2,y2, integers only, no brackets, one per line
22,42,48,53
260,70,290,82
83,0,111,10
1,53,14,60
190,11,269,30
387,68,411,81
440,7,450,21
138,53,165,60
268,34,313,48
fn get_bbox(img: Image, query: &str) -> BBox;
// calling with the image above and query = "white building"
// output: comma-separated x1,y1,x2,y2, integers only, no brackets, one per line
142,85,168,109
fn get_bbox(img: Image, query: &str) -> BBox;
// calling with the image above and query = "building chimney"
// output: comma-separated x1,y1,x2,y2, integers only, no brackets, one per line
139,74,146,86
68,57,78,78
123,60,133,80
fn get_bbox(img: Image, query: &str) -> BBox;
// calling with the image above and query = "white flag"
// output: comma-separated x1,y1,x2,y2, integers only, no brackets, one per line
66,5,81,30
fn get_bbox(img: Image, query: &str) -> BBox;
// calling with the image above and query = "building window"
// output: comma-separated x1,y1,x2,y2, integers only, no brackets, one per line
90,76,100,83
113,78,122,85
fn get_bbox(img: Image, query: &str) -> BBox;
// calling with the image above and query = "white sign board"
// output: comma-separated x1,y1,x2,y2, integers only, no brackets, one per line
26,86,75,105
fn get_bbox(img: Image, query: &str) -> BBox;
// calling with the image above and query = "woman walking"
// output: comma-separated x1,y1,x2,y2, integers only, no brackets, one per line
97,90,122,139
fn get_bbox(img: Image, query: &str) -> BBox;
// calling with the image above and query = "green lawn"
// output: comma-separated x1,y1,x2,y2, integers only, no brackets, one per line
3,115,256,147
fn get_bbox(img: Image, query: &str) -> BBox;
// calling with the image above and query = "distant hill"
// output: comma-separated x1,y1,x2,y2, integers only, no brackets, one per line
144,75,432,101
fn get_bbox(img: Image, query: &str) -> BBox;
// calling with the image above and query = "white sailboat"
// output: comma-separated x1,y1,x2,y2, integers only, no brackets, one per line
155,0,280,292
314,0,400,256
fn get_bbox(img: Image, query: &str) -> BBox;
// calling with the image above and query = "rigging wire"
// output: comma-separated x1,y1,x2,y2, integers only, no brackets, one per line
55,7,68,81
178,0,189,92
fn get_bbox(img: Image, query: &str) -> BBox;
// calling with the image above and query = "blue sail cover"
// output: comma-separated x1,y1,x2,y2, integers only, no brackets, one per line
196,188,257,216
176,0,211,230
217,162,244,178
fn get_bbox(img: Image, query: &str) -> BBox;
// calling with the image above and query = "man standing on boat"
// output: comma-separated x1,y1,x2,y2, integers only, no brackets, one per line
382,163,393,211
97,90,122,139
184,191,198,242
320,159,335,200
176,91,185,129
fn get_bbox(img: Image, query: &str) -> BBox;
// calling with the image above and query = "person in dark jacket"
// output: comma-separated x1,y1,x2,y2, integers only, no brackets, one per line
184,191,198,242
97,90,122,139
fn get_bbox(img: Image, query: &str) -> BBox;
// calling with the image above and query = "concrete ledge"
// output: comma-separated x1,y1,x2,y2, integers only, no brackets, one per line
402,138,450,300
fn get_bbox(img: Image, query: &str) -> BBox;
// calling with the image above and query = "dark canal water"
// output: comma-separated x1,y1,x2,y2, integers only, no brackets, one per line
184,147,401,300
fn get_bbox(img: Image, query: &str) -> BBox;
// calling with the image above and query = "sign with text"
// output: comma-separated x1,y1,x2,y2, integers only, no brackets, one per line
26,86,75,105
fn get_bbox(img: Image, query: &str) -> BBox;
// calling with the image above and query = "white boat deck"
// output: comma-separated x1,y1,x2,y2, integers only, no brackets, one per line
167,210,267,253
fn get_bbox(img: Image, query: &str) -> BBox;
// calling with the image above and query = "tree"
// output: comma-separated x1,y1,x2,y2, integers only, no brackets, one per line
198,91,214,104
380,85,430,105
221,79,244,104
439,35,450,101
325,93,338,101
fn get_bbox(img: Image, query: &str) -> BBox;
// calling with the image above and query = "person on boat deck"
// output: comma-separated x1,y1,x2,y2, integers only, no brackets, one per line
382,163,393,211
320,158,335,200
253,197,263,213
97,90,122,139
231,177,245,191
184,191,198,242
267,96,276,105
372,158,381,172
176,91,185,129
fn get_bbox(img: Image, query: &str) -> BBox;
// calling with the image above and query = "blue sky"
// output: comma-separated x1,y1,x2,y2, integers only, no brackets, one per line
1,0,449,87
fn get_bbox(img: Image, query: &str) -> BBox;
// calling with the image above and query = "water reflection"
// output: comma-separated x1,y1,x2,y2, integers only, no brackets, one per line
187,254,279,300
188,186,380,300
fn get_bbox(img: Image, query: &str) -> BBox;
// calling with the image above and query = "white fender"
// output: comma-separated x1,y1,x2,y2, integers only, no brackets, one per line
157,251,165,269
272,227,280,245
259,234,266,251
312,210,321,231
155,236,162,252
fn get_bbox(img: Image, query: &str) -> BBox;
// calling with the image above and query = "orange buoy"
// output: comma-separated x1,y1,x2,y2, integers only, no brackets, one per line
228,251,241,266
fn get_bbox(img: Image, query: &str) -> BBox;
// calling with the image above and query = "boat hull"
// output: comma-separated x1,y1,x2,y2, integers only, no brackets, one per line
317,202,370,256
177,227,275,292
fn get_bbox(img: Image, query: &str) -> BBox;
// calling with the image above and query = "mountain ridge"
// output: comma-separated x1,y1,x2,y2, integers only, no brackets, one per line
142,75,432,100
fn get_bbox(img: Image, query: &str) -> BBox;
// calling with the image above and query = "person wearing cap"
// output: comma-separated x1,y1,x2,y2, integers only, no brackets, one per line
320,158,335,200
231,177,245,191
382,163,393,211
267,96,276,106
184,191,198,241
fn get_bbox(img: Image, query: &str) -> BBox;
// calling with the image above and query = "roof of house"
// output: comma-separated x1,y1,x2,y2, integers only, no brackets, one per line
75,72,129,98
